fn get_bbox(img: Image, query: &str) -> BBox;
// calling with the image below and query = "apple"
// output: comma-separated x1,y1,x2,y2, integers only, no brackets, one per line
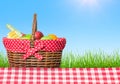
41,36,52,40
35,31,44,40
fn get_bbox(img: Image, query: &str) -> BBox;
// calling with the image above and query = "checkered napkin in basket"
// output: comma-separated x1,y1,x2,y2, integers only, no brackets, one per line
0,68,120,84
3,38,66,52
3,38,66,59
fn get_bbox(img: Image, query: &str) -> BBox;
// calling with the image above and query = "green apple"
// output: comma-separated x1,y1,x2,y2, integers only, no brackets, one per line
41,36,52,40
21,34,31,39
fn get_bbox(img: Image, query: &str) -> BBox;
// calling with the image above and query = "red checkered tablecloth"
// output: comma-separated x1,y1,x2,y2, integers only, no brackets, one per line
0,68,120,84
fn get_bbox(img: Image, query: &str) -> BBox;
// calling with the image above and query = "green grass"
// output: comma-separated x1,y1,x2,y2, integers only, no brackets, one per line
0,50,120,68
60,50,120,68
0,52,9,67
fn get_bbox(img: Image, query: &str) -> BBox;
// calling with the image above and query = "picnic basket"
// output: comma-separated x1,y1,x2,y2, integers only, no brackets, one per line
3,14,66,67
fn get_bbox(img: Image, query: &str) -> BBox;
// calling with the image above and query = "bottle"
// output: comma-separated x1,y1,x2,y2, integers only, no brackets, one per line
6,24,23,39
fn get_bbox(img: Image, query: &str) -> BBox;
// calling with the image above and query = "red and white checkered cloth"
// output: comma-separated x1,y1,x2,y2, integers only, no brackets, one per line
0,68,120,84
3,38,66,60
3,38,66,53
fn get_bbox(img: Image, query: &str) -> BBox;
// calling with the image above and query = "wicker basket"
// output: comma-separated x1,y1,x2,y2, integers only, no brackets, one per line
3,14,66,67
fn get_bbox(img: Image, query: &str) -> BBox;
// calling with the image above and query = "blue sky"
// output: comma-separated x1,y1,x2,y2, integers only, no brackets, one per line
0,0,120,54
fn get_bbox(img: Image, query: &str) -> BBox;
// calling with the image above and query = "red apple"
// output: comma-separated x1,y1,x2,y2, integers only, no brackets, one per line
35,31,44,39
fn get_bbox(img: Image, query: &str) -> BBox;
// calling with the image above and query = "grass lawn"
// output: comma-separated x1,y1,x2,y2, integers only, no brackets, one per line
0,50,120,68
0,52,9,67
60,50,120,68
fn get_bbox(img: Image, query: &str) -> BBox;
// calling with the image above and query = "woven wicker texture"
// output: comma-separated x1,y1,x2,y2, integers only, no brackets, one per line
7,51,62,67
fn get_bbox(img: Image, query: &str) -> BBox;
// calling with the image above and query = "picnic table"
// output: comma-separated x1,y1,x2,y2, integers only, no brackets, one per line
0,68,120,84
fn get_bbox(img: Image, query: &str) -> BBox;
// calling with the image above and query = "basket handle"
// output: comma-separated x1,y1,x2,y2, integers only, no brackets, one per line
30,13,37,48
